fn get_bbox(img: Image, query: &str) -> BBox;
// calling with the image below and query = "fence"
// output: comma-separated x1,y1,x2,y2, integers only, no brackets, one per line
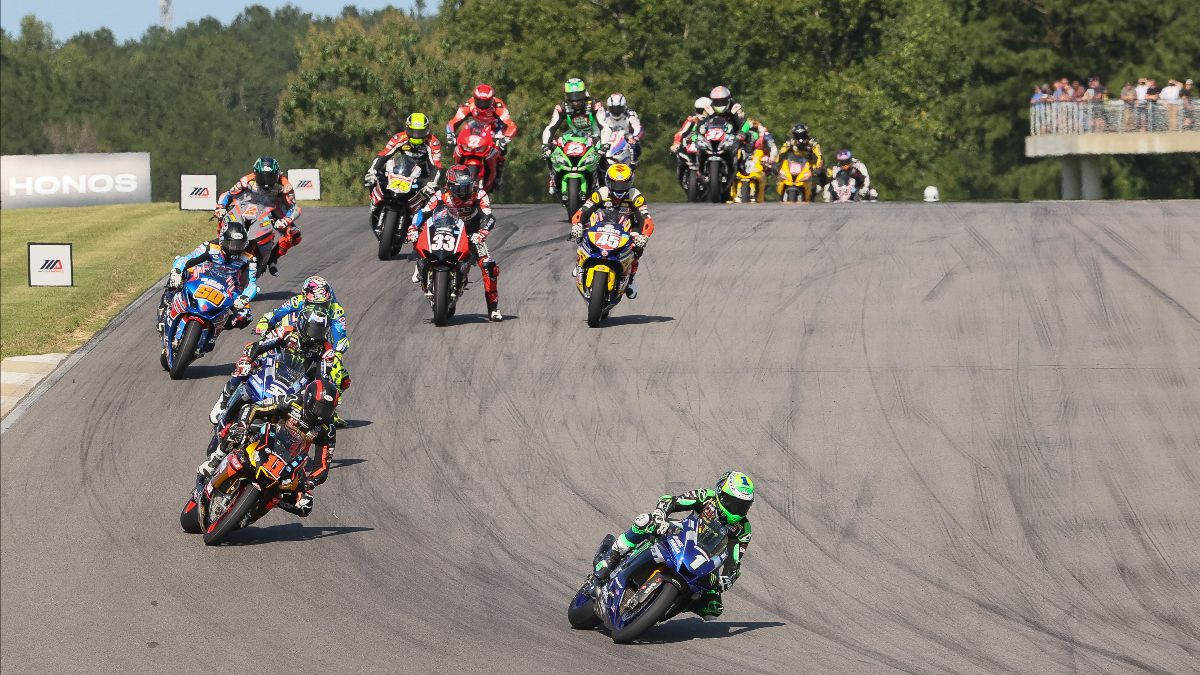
1029,100,1197,135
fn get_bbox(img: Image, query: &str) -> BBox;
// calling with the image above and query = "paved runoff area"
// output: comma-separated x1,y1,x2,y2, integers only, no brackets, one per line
2,202,1198,673
1,353,68,418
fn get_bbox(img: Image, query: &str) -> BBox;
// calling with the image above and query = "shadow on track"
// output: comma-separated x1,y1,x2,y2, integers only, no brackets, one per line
601,314,674,327
181,362,235,379
329,457,368,469
338,419,373,430
223,523,374,546
254,290,296,301
447,313,520,325
637,619,786,644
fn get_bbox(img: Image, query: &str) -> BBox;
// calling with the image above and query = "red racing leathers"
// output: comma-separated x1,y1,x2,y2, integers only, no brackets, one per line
408,187,501,314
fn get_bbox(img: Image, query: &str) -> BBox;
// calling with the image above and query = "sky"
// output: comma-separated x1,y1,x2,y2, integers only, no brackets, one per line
2,1,415,42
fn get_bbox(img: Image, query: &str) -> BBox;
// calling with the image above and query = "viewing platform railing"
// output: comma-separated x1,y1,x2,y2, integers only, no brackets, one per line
1029,100,1197,135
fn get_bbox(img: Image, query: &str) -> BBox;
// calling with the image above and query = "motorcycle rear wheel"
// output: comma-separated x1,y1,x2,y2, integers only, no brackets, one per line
432,269,451,327
611,582,679,644
378,209,400,261
587,269,608,328
169,321,202,380
203,482,261,545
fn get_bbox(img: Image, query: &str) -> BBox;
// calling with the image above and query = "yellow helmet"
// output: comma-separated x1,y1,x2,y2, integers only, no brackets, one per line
405,112,429,145
605,163,634,198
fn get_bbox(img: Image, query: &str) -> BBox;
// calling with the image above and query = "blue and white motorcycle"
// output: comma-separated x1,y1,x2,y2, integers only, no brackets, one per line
568,507,732,643
160,267,241,380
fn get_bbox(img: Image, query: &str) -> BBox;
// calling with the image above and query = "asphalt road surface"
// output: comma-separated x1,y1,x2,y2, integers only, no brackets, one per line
3,202,1199,673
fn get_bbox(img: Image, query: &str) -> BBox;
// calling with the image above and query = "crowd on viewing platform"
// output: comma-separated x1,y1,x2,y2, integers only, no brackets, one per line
1029,75,1196,135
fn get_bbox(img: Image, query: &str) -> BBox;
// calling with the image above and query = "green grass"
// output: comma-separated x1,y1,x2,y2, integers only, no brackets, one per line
1,204,214,358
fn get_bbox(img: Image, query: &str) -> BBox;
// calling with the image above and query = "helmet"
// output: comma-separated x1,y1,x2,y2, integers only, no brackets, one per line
709,86,731,114
923,185,940,202
564,78,587,110
405,112,430,145
715,471,754,523
473,84,494,109
295,306,330,348
253,156,280,189
220,220,249,258
694,97,711,116
790,123,809,143
301,275,332,307
299,378,339,427
605,93,627,118
604,163,634,199
446,164,475,200
836,149,853,166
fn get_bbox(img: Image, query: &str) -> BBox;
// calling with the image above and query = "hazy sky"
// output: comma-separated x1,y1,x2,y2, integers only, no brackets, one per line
2,1,416,42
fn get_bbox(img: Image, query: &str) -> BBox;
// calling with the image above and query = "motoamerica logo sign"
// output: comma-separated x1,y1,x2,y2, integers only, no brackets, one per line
189,187,211,197
1,152,151,209
39,259,65,271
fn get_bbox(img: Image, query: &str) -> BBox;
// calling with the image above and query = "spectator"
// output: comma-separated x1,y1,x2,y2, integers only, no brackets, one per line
1184,79,1194,130
1160,79,1183,130
1135,78,1150,100
1120,81,1136,101
1085,76,1106,100
1072,80,1086,100
1159,79,1182,101
1145,78,1160,101
1030,84,1048,104
1120,82,1136,131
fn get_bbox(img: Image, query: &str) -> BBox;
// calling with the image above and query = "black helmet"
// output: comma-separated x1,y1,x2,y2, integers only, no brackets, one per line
446,164,475,200
300,378,339,426
220,221,249,258
295,307,330,347
253,156,280,189
791,123,809,143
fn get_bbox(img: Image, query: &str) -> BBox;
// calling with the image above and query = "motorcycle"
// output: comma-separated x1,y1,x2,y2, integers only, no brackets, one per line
575,209,636,328
412,207,473,327
453,120,501,192
777,156,815,203
732,147,767,204
676,132,706,202
226,193,285,277
831,170,860,203
694,116,740,204
180,420,313,545
567,507,734,643
213,345,316,428
550,132,603,219
372,155,426,261
159,265,243,380
598,127,635,178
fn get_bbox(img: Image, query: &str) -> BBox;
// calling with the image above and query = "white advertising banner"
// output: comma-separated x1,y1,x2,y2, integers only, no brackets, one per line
180,174,217,210
1,152,152,209
288,168,321,201
28,243,74,286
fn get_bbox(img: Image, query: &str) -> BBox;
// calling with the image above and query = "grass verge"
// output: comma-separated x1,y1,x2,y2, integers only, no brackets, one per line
1,203,213,358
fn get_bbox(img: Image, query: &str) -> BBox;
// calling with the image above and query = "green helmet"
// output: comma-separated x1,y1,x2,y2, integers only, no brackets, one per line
715,471,754,523
564,77,588,110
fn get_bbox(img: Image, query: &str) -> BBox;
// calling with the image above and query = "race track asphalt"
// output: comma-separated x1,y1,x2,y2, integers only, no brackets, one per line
2,202,1199,674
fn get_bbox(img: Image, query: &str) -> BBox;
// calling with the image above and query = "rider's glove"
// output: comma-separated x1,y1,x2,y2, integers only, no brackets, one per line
631,233,648,249
650,509,673,535
270,219,288,233
420,184,437,198
569,223,583,242
541,144,552,159
670,143,680,153
232,355,254,377
405,228,419,243
252,318,270,336
167,270,183,289
214,205,228,220
225,420,248,446
233,296,250,311
470,230,489,245
445,131,457,146
717,575,735,592
495,135,508,151
363,172,378,187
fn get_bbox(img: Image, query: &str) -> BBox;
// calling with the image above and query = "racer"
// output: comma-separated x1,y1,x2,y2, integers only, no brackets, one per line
445,84,518,188
742,118,778,167
207,305,344,426
215,156,301,276
705,85,748,134
405,165,503,322
776,123,824,196
198,378,340,518
363,113,443,227
569,164,654,300
541,78,599,195
591,471,755,618
832,149,874,200
670,96,711,184
595,92,645,165
156,220,258,340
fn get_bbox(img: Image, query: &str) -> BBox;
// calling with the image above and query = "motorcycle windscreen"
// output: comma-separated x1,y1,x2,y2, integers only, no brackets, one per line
231,191,279,237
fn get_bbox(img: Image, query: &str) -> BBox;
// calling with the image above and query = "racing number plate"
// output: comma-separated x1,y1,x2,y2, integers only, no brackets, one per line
260,453,286,480
388,177,413,191
194,285,227,304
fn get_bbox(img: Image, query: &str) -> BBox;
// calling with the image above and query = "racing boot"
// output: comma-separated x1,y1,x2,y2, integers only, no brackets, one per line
277,489,313,517
209,381,237,424
624,278,637,299
592,536,633,582
487,299,503,323
197,448,227,479
370,205,383,233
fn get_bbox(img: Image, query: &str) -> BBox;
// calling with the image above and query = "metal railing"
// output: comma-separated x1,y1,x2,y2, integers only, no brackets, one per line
1029,100,1197,135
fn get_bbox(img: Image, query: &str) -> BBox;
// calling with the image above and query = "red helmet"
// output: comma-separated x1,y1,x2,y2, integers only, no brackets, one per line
474,84,495,109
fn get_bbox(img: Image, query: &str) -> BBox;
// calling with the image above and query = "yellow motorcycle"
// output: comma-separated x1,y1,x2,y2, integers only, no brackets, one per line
776,156,816,202
732,148,767,203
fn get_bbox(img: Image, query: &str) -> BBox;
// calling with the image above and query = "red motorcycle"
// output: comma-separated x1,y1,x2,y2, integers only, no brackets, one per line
412,206,473,327
453,120,501,191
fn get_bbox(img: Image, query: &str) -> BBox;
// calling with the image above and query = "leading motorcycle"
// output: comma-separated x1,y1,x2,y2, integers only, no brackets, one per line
567,507,734,643
695,115,739,204
575,210,636,328
412,207,473,327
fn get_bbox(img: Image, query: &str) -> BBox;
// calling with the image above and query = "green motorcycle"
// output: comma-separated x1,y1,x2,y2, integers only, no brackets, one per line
550,132,604,219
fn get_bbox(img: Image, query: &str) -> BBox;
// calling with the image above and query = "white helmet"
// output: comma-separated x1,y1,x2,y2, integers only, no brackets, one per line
605,93,628,119
923,185,940,202
694,97,711,115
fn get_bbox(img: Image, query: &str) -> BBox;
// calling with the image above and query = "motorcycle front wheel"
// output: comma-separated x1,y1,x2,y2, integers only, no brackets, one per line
587,269,608,328
169,321,203,380
432,268,451,327
686,171,700,202
708,164,723,204
203,482,261,545
378,209,400,261
611,582,679,644
566,177,583,220
568,584,602,630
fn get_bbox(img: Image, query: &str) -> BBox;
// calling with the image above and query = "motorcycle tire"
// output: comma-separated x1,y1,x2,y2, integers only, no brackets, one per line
784,187,798,203
169,321,203,380
159,348,169,371
611,582,679,644
568,585,602,630
432,269,451,327
203,482,261,546
686,172,700,202
566,177,582,221
378,209,400,261
708,163,723,204
179,495,203,534
587,269,608,328
738,182,750,203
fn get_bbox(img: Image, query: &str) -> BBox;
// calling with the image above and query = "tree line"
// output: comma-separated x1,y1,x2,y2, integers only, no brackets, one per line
3,1,1197,203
